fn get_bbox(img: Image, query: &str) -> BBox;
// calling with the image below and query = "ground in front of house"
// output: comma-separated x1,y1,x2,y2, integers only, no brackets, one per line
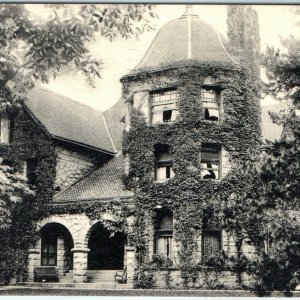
1,286,300,297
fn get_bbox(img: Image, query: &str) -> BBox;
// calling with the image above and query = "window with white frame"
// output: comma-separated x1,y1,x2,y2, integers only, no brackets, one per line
154,209,173,260
201,88,220,122
151,89,179,124
200,145,220,179
155,145,174,181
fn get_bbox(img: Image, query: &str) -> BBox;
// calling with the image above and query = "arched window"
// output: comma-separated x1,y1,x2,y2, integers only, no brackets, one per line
154,209,173,260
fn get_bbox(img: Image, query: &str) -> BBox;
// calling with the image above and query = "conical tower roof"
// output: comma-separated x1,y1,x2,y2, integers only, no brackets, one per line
123,7,238,79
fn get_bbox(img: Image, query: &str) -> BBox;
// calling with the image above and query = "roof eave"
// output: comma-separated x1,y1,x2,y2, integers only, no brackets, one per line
49,196,134,206
52,135,117,156
121,60,241,82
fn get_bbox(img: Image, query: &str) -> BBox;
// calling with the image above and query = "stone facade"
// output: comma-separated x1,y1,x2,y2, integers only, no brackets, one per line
55,147,95,192
28,212,136,285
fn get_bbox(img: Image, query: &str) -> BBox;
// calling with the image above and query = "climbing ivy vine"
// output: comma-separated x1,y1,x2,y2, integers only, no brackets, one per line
121,63,261,288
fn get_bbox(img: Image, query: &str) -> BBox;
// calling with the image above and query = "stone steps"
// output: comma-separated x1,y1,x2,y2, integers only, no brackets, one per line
87,270,121,283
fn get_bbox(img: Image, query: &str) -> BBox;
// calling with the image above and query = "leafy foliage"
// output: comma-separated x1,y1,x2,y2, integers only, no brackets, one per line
0,4,157,99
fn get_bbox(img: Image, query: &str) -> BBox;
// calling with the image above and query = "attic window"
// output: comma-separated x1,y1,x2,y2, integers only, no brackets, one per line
151,89,179,124
201,145,220,180
201,88,220,122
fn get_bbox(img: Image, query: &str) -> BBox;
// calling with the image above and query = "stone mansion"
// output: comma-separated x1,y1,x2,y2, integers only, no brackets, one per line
0,7,281,288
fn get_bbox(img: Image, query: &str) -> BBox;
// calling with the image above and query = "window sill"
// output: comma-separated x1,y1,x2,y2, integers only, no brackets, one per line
199,178,222,182
153,179,173,184
202,119,221,124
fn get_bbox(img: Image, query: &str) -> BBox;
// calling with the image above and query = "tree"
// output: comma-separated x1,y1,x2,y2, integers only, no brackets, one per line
0,4,157,100
0,162,35,284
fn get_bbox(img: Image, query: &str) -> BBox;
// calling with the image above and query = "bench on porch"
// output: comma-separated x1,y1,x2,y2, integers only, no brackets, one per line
114,267,127,284
34,267,59,282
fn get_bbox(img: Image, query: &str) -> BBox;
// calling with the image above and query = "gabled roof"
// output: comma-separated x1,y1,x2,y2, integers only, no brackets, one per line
54,154,133,202
24,87,117,154
123,9,238,79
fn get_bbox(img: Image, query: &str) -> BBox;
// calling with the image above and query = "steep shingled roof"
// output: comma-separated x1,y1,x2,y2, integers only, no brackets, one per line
123,9,238,78
54,154,133,202
103,98,125,151
24,87,116,154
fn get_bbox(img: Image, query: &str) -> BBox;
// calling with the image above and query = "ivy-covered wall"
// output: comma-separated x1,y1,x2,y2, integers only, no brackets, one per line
121,64,261,287
7,109,56,214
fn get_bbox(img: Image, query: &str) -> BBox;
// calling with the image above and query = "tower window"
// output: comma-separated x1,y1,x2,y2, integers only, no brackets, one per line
154,209,173,260
163,110,172,123
202,230,222,261
155,145,174,181
151,89,179,124
201,88,220,122
201,145,220,179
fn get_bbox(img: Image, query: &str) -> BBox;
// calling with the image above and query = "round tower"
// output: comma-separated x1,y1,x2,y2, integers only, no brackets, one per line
121,7,261,288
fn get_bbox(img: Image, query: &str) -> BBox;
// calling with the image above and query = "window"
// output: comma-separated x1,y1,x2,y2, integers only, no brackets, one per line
151,89,179,124
201,145,220,179
155,145,174,181
202,230,222,261
154,209,173,260
0,112,14,144
24,158,38,185
201,88,220,122
41,235,57,266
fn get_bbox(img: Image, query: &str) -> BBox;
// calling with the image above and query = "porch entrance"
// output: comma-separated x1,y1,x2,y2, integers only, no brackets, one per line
40,223,74,273
88,223,126,270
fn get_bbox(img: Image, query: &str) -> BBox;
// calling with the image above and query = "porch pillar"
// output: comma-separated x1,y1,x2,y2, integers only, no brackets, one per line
57,236,65,277
27,239,41,282
125,246,136,284
71,247,90,283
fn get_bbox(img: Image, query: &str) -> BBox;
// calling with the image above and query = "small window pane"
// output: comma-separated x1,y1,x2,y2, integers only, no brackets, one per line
201,169,219,179
163,110,172,122
204,108,219,121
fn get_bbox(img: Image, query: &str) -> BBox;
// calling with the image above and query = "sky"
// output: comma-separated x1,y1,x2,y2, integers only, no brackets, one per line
26,4,300,112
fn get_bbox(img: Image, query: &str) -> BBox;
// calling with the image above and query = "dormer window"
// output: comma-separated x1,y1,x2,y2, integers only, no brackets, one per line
201,88,220,122
201,145,220,180
155,145,174,181
151,89,179,124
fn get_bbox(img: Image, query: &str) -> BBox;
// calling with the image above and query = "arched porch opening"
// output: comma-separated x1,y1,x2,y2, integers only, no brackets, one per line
40,222,74,273
87,222,126,270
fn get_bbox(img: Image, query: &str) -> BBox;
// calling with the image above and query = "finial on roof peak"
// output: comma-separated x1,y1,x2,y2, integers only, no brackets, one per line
180,5,198,18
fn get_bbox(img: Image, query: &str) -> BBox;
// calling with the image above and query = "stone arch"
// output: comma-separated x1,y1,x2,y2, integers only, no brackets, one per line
37,216,75,244
83,213,117,248
37,214,92,248
85,218,127,270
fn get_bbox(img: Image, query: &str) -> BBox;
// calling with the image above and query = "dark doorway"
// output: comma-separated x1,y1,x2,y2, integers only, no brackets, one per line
40,223,74,271
88,223,126,270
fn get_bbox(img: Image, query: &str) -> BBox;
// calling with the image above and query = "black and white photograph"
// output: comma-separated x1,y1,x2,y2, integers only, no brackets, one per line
0,2,300,297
